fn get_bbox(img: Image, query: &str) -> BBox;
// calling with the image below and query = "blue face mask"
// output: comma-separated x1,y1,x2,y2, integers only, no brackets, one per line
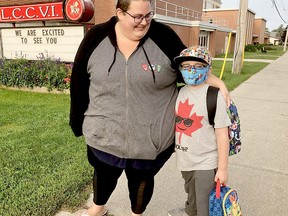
180,66,210,86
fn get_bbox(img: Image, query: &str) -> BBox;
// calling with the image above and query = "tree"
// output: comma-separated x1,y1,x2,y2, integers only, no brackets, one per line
272,24,285,38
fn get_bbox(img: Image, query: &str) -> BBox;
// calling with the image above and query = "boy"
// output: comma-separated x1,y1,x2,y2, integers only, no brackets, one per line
168,46,231,216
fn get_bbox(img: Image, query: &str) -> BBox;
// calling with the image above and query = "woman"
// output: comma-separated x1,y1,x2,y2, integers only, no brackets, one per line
69,0,229,215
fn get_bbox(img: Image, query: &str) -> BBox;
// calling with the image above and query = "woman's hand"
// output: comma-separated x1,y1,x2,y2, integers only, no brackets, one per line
219,82,231,107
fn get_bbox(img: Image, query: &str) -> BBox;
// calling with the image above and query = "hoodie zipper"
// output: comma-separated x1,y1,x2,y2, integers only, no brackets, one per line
124,60,129,157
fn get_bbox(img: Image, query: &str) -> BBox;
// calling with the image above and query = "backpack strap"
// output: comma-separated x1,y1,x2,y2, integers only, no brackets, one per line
206,86,219,126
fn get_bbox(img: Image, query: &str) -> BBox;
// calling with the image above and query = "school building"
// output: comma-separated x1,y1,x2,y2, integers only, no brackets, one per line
0,0,268,62
203,7,269,52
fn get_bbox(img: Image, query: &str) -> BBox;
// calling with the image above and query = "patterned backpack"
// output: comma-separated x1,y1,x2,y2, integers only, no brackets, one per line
209,180,242,216
206,86,241,156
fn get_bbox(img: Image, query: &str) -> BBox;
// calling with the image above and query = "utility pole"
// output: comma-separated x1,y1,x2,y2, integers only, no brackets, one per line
232,0,249,74
284,25,288,51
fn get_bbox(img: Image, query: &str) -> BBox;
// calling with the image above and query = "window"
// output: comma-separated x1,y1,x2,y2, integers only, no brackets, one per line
199,31,209,49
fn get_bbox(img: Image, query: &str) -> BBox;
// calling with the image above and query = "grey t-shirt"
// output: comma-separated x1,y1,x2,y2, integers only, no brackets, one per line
175,84,231,171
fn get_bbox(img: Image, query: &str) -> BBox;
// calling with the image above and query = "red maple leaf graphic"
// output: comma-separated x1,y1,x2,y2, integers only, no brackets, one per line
175,98,204,144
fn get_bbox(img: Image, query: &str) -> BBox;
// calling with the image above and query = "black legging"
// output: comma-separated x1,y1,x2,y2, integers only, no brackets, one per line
87,147,163,214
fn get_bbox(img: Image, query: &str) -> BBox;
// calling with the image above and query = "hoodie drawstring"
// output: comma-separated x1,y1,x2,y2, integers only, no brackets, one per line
108,46,117,75
108,45,156,83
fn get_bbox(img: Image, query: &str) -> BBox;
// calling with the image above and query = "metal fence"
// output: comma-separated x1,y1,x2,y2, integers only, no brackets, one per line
154,0,228,27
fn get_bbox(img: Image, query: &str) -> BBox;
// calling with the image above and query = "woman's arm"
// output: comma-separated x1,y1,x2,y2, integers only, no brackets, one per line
206,73,230,106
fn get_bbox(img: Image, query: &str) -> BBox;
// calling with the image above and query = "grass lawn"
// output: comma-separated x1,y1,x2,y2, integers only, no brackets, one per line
0,58,274,215
211,61,269,91
0,90,93,216
215,45,286,60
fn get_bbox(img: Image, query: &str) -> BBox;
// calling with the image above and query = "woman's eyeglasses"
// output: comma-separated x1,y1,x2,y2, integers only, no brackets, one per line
123,10,154,24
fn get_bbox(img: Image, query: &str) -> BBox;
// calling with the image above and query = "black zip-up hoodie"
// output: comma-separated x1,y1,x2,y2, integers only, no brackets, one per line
70,17,186,159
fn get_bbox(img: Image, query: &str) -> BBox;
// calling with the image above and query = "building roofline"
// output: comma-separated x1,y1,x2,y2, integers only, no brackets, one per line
203,8,256,15
255,17,267,22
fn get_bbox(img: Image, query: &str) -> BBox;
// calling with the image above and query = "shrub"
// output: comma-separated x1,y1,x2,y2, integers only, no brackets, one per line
254,44,264,50
245,44,257,52
0,58,72,91
263,46,275,50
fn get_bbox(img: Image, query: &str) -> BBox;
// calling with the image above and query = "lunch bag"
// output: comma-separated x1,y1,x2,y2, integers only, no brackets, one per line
209,180,242,216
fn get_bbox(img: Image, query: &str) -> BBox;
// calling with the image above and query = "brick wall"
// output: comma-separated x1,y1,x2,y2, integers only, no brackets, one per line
204,9,258,45
189,27,200,47
165,0,203,13
166,23,191,46
253,19,266,44
204,10,239,30
166,23,228,56
213,31,227,55
93,0,115,24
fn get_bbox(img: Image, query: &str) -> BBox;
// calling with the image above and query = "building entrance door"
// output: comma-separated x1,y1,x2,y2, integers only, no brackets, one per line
199,31,209,50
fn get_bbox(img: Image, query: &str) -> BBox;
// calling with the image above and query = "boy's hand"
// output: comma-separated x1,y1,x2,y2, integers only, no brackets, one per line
214,169,228,185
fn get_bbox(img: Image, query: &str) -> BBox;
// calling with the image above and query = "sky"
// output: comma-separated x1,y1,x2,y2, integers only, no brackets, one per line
220,0,288,31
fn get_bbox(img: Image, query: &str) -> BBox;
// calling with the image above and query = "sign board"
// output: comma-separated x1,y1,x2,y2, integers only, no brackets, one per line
1,26,84,62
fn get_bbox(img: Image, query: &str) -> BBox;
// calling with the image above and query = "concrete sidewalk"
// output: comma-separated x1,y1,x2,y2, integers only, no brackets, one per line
57,52,288,216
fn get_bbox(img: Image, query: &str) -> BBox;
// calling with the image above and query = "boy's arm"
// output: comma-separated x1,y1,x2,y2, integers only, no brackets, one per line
206,73,230,106
214,127,229,184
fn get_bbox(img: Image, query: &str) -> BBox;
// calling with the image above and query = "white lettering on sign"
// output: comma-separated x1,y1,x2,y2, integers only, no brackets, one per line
39,6,49,17
12,8,22,19
0,2,64,22
26,7,36,19
1,26,84,62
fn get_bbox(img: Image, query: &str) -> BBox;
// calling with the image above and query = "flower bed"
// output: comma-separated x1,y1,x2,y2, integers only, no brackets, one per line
0,58,72,91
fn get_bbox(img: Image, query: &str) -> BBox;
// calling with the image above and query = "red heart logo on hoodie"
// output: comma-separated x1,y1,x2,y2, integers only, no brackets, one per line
142,63,148,71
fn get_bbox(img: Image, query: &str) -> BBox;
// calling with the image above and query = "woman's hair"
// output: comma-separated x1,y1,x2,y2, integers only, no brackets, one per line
116,0,152,11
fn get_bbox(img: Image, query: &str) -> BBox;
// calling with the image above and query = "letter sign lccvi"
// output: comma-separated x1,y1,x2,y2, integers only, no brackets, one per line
0,2,64,22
